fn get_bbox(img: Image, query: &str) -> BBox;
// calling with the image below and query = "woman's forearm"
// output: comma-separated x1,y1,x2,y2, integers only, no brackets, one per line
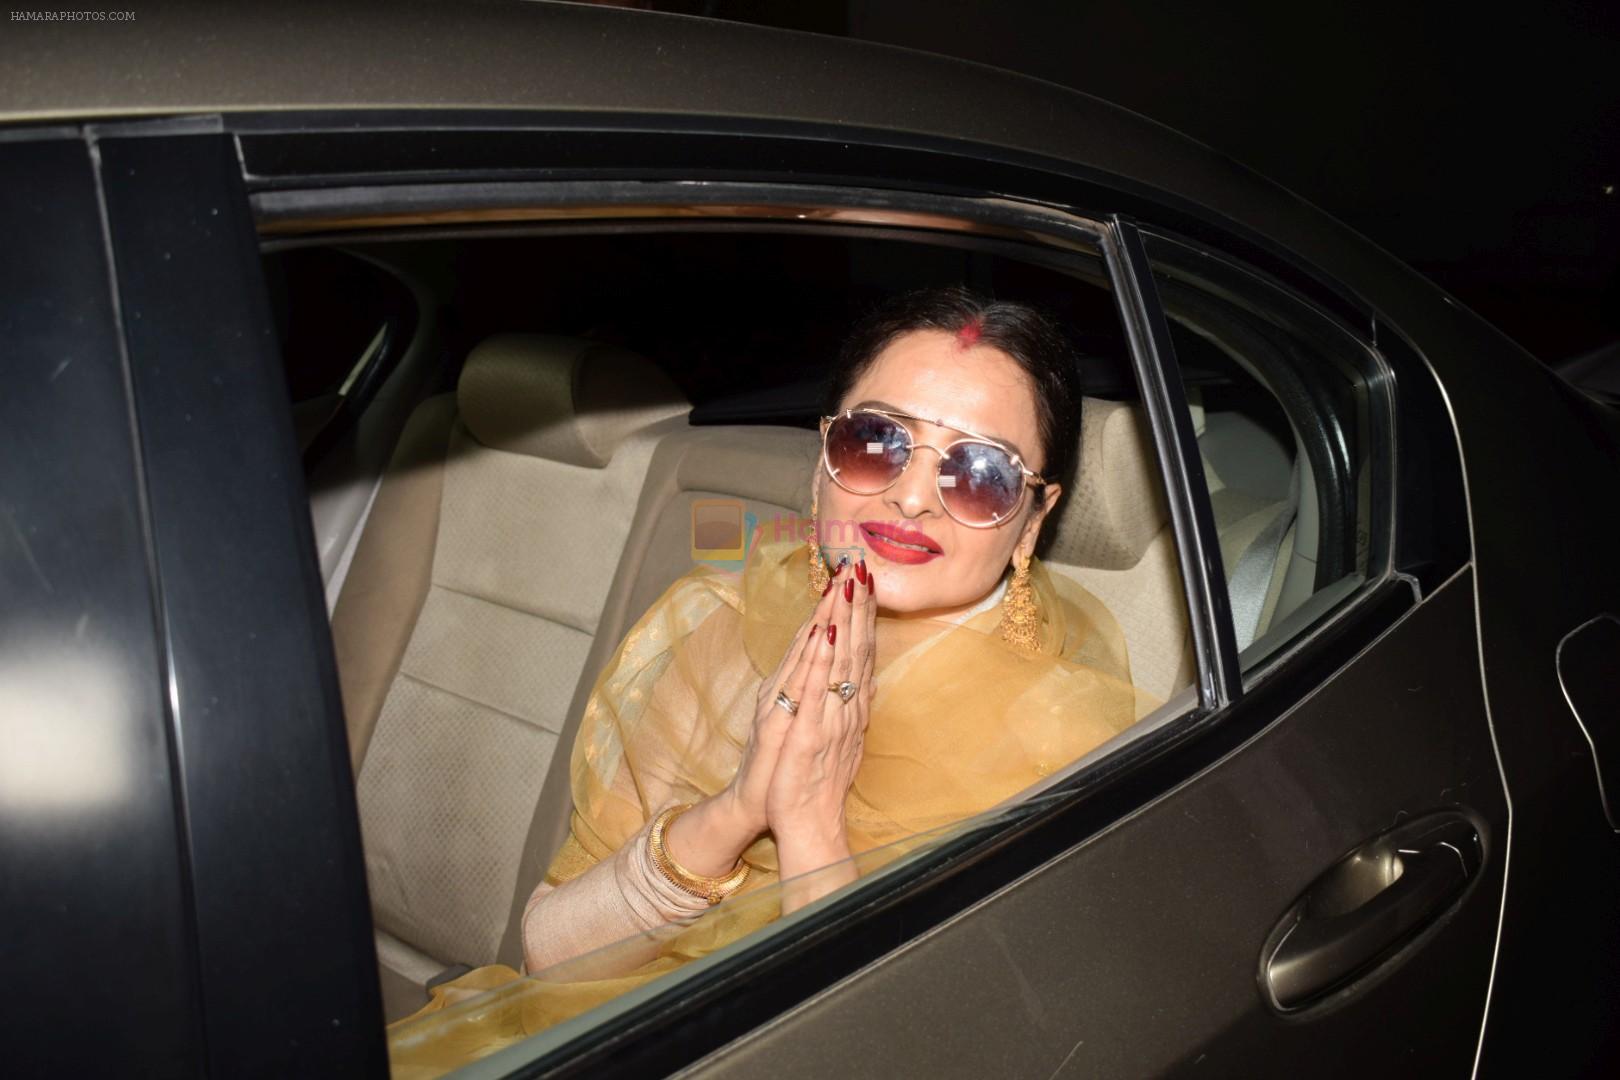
521,856,659,978
520,793,757,977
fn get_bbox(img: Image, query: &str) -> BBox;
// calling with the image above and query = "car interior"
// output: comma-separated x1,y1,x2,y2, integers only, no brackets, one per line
262,223,1324,1023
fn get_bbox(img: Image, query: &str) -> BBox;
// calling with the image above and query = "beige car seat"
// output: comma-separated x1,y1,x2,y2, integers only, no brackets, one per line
331,334,688,1019
1188,394,1299,650
1045,398,1195,704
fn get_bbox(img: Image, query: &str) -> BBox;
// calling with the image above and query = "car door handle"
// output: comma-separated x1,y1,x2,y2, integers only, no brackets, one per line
1261,812,1482,1010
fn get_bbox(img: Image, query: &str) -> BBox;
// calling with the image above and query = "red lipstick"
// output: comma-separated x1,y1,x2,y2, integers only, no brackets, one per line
860,521,943,565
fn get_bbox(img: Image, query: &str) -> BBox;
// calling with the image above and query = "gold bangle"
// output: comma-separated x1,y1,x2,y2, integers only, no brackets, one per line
647,803,751,906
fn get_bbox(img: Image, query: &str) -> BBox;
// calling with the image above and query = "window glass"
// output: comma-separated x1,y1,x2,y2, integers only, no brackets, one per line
1144,232,1388,667
384,787,1073,1079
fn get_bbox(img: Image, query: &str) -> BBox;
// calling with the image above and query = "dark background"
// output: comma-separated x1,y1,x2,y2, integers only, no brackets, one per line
601,0,1620,366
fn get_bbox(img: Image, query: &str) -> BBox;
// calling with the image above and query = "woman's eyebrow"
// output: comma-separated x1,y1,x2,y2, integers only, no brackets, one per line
856,399,1029,459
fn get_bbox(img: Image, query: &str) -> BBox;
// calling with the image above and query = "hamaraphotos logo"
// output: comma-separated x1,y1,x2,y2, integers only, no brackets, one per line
689,498,762,576
690,499,752,563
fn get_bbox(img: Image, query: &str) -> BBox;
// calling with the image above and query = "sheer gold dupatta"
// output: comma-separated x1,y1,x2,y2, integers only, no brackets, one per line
561,534,1143,885
387,539,1146,1076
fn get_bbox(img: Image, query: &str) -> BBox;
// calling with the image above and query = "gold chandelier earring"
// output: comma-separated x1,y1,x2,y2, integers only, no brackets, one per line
997,552,1041,651
807,491,830,595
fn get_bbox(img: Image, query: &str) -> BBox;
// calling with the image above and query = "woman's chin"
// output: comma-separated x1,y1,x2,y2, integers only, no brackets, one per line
869,581,921,616
876,586,978,621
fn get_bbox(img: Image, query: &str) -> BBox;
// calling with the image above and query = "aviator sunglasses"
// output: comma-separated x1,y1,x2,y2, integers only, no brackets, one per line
819,406,1048,528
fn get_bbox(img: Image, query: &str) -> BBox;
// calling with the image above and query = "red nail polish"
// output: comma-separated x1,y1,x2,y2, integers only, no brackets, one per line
827,624,836,645
822,577,834,596
869,572,876,597
810,623,818,638
844,579,854,602
856,559,868,584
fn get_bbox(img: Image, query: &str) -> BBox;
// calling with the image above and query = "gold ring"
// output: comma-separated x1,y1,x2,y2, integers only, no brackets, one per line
774,690,800,716
827,681,858,703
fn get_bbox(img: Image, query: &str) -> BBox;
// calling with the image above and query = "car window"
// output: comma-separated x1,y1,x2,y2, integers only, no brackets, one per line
1143,231,1390,671
305,220,1200,1073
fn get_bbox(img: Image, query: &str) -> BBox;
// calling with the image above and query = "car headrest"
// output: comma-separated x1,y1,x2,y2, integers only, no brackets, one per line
1044,397,1171,571
457,334,688,467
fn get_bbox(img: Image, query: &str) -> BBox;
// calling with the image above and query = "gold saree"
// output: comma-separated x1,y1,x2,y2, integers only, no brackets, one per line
387,538,1149,1077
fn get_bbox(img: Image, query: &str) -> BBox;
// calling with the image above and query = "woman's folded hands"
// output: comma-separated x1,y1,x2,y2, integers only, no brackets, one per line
665,556,877,911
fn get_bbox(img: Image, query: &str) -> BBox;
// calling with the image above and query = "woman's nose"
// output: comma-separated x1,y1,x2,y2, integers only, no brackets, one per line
883,447,944,520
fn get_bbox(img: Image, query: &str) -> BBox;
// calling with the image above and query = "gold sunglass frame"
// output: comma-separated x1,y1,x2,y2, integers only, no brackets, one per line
817,406,1047,528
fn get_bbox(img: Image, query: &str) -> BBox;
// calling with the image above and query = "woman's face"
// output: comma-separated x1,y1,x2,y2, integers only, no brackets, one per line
815,328,1063,618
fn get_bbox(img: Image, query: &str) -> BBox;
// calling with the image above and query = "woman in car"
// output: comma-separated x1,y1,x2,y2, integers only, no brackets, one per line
392,286,1144,1064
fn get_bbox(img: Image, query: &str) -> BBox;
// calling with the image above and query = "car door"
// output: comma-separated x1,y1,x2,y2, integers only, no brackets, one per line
1,128,384,1077
2,115,1508,1079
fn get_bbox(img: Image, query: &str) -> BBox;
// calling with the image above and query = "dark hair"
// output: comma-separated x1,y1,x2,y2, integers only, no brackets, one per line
824,285,1084,505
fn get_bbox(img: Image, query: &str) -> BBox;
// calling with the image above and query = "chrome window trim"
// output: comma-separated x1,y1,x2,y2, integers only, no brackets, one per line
251,180,1104,251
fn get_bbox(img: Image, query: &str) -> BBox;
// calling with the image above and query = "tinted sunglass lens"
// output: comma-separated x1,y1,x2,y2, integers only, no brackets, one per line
826,413,909,493
939,443,1024,524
